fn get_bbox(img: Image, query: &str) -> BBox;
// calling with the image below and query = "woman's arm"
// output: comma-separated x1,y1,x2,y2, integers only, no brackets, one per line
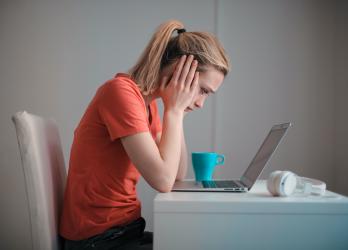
177,129,188,180
155,128,188,181
121,110,184,193
121,55,198,193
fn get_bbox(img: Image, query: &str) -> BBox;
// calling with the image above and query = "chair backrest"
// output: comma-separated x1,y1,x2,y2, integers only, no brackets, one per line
12,111,67,250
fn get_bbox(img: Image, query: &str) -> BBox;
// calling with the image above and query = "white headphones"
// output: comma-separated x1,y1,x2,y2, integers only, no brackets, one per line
267,171,326,197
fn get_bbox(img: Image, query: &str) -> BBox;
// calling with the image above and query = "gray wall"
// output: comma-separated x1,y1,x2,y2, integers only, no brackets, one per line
334,0,348,196
0,0,346,249
215,0,336,185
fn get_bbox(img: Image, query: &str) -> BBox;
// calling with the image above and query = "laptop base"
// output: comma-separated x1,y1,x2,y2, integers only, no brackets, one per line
172,180,249,192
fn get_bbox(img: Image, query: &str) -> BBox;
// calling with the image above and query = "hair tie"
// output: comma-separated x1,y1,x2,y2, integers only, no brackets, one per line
177,28,186,34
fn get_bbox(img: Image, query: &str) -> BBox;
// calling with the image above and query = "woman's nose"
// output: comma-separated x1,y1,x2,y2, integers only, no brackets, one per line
194,96,205,109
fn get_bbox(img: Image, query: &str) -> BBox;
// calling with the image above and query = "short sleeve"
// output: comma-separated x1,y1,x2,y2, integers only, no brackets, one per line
98,78,149,141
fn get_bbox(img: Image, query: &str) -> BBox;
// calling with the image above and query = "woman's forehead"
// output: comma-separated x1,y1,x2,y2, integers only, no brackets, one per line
199,67,224,89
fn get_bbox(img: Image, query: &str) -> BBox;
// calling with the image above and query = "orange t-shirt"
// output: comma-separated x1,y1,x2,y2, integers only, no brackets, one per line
59,73,162,240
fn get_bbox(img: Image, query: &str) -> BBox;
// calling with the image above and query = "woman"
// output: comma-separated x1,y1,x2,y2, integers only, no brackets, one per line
60,20,230,250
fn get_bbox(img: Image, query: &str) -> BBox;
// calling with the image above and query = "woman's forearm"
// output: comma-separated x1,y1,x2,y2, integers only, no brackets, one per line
158,109,184,189
176,128,188,180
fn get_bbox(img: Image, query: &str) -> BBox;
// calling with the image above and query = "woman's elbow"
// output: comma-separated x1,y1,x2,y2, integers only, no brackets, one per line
152,176,175,193
157,180,174,193
157,186,172,193
151,181,171,193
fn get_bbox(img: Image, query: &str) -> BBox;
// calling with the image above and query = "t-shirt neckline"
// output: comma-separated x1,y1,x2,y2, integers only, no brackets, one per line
115,72,131,78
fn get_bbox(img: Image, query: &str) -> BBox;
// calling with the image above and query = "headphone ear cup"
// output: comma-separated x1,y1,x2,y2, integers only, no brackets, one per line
267,171,282,196
273,171,285,196
268,171,297,197
276,171,297,196
281,172,297,196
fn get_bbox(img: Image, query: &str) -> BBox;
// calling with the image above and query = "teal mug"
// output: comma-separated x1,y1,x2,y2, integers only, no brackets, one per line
192,152,225,181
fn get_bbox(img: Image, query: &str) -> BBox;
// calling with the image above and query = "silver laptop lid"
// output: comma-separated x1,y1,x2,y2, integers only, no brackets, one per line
240,123,291,189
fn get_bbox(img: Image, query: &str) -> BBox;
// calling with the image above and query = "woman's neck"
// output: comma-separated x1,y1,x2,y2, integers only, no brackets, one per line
142,91,159,107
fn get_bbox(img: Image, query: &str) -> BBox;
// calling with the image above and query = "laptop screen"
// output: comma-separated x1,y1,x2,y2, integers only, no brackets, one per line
240,123,290,189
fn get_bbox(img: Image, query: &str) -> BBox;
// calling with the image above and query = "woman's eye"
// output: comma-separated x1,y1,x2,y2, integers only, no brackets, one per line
200,88,209,95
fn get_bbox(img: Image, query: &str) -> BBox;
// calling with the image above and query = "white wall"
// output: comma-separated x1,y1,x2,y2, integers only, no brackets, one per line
0,0,345,249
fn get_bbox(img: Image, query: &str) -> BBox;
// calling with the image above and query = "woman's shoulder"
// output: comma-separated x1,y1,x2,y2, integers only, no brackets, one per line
100,73,142,96
104,73,137,88
95,73,144,106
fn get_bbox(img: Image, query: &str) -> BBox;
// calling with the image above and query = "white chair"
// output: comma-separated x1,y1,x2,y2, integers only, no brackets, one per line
12,111,67,250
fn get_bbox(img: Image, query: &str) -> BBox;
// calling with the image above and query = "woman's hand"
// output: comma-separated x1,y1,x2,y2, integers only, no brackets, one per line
159,55,199,114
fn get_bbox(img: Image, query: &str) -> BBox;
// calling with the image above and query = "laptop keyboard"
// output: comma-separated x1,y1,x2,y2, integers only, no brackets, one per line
202,180,241,189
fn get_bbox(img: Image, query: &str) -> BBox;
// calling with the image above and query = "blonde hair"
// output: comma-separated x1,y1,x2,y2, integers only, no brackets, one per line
128,20,230,95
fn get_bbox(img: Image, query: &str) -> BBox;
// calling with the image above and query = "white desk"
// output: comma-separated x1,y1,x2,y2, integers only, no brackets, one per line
154,180,348,250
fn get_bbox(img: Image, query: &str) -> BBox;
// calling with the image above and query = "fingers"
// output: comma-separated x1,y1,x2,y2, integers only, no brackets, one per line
190,72,199,91
164,54,197,92
160,76,169,91
184,60,198,91
178,55,194,85
171,55,187,84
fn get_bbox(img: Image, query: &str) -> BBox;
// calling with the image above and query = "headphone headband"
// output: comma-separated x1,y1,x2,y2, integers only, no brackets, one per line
297,177,326,196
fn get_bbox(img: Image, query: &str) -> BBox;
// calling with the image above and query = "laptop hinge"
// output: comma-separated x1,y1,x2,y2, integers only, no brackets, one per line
238,179,249,188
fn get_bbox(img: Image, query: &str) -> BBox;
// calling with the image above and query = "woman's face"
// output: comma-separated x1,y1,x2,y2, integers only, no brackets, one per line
159,63,225,112
185,66,224,112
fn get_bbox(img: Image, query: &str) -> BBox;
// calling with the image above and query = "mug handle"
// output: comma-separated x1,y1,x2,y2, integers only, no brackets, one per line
216,154,225,166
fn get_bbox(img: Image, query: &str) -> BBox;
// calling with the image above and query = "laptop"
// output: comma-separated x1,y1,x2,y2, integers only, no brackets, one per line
172,122,291,192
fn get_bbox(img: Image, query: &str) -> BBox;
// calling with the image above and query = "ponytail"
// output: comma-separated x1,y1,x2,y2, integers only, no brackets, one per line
128,20,184,95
